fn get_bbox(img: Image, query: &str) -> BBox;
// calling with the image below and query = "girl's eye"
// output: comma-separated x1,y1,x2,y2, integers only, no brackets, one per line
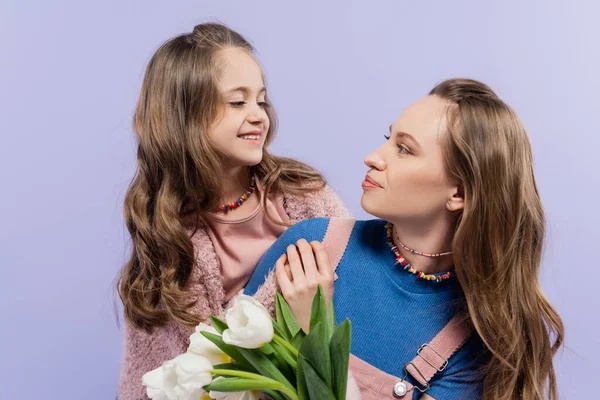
258,101,270,109
229,101,246,108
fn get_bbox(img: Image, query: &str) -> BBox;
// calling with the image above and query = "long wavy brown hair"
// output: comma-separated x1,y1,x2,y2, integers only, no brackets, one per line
431,79,564,399
118,23,324,332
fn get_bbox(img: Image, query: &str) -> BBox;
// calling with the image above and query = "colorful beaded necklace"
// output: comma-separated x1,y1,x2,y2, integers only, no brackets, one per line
218,176,256,212
385,222,455,283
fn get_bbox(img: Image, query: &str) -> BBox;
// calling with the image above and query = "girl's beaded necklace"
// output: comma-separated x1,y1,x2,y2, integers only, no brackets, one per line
218,176,256,212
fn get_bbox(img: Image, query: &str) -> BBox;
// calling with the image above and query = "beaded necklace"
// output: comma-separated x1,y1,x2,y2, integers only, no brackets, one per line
218,176,256,212
385,222,455,283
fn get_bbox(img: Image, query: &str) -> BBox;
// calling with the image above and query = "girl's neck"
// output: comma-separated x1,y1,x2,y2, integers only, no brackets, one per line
389,215,455,274
215,166,260,219
221,166,252,203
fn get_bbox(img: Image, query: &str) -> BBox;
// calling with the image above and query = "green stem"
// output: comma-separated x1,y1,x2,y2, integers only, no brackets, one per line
211,369,298,400
270,384,298,400
271,341,298,371
211,369,273,382
273,334,299,357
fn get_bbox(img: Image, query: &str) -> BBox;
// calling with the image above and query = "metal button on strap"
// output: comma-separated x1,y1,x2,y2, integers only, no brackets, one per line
393,381,408,397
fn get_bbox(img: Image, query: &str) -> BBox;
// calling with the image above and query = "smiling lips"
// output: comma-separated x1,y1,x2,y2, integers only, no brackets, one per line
238,130,262,143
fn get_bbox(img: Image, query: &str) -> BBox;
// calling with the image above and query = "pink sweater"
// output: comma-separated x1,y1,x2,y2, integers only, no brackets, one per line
117,185,349,400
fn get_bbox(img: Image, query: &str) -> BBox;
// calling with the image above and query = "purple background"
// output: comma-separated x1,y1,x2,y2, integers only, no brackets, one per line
1,1,598,398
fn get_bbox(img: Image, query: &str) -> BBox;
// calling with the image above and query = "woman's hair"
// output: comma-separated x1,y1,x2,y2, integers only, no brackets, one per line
431,78,564,399
118,23,324,332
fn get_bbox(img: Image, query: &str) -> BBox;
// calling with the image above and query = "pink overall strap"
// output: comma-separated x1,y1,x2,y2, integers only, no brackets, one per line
404,313,473,392
349,354,414,399
347,313,473,399
321,218,356,278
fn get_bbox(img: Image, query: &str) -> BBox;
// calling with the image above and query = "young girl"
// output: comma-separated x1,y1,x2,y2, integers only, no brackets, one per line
117,23,348,399
246,79,564,399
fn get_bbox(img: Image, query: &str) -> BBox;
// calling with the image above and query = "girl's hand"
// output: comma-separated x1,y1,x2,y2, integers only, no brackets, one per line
275,239,334,333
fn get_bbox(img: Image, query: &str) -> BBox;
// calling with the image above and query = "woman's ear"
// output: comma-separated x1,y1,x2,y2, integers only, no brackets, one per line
446,184,464,212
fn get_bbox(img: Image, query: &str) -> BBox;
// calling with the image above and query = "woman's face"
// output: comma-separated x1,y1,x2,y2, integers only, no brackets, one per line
208,47,271,168
361,95,463,223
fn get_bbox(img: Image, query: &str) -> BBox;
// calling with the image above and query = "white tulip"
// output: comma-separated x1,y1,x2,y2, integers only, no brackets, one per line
222,295,274,349
189,323,232,365
142,366,168,400
162,352,213,400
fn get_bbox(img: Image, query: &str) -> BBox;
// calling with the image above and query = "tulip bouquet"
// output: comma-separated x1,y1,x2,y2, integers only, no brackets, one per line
142,286,352,400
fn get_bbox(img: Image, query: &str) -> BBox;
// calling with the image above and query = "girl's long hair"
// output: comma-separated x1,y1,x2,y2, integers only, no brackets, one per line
118,23,324,332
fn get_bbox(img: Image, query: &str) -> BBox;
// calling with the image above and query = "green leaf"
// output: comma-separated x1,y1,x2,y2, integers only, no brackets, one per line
296,355,310,400
200,332,252,369
209,316,229,334
212,363,254,374
299,356,336,400
327,299,336,340
298,322,332,387
271,340,298,371
309,286,329,338
260,343,276,355
330,319,352,400
291,329,306,350
273,320,289,340
268,342,297,388
237,347,296,394
276,293,301,338
263,337,296,385
209,370,299,400
275,294,290,339
204,377,282,392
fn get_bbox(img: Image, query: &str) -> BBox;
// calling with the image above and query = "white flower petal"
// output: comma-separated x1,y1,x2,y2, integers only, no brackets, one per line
160,353,213,400
242,391,260,400
195,322,218,334
142,366,167,399
222,295,273,349
234,294,270,311
189,325,231,365
209,388,259,400
161,359,179,399
226,302,248,330
142,366,163,389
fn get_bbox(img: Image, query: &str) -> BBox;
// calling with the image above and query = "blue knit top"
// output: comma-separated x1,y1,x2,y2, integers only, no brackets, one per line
245,218,486,399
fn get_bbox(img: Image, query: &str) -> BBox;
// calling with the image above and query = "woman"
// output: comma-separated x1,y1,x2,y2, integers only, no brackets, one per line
245,78,564,399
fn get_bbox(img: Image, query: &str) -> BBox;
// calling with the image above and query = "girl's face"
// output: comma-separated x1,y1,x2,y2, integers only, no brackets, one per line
361,95,464,223
208,47,271,169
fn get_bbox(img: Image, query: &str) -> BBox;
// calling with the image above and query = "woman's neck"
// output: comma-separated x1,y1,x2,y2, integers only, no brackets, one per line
389,215,455,274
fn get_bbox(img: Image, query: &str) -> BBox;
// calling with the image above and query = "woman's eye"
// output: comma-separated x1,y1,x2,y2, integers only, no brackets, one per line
385,135,409,154
398,145,410,154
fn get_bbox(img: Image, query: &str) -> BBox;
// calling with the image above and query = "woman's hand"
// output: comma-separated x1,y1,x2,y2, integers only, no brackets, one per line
275,239,334,333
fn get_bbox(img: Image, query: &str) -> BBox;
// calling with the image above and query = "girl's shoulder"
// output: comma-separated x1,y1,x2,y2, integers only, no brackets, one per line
283,184,350,222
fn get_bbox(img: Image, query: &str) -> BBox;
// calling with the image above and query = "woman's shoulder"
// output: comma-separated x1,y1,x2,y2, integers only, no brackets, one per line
276,217,333,244
281,217,384,239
